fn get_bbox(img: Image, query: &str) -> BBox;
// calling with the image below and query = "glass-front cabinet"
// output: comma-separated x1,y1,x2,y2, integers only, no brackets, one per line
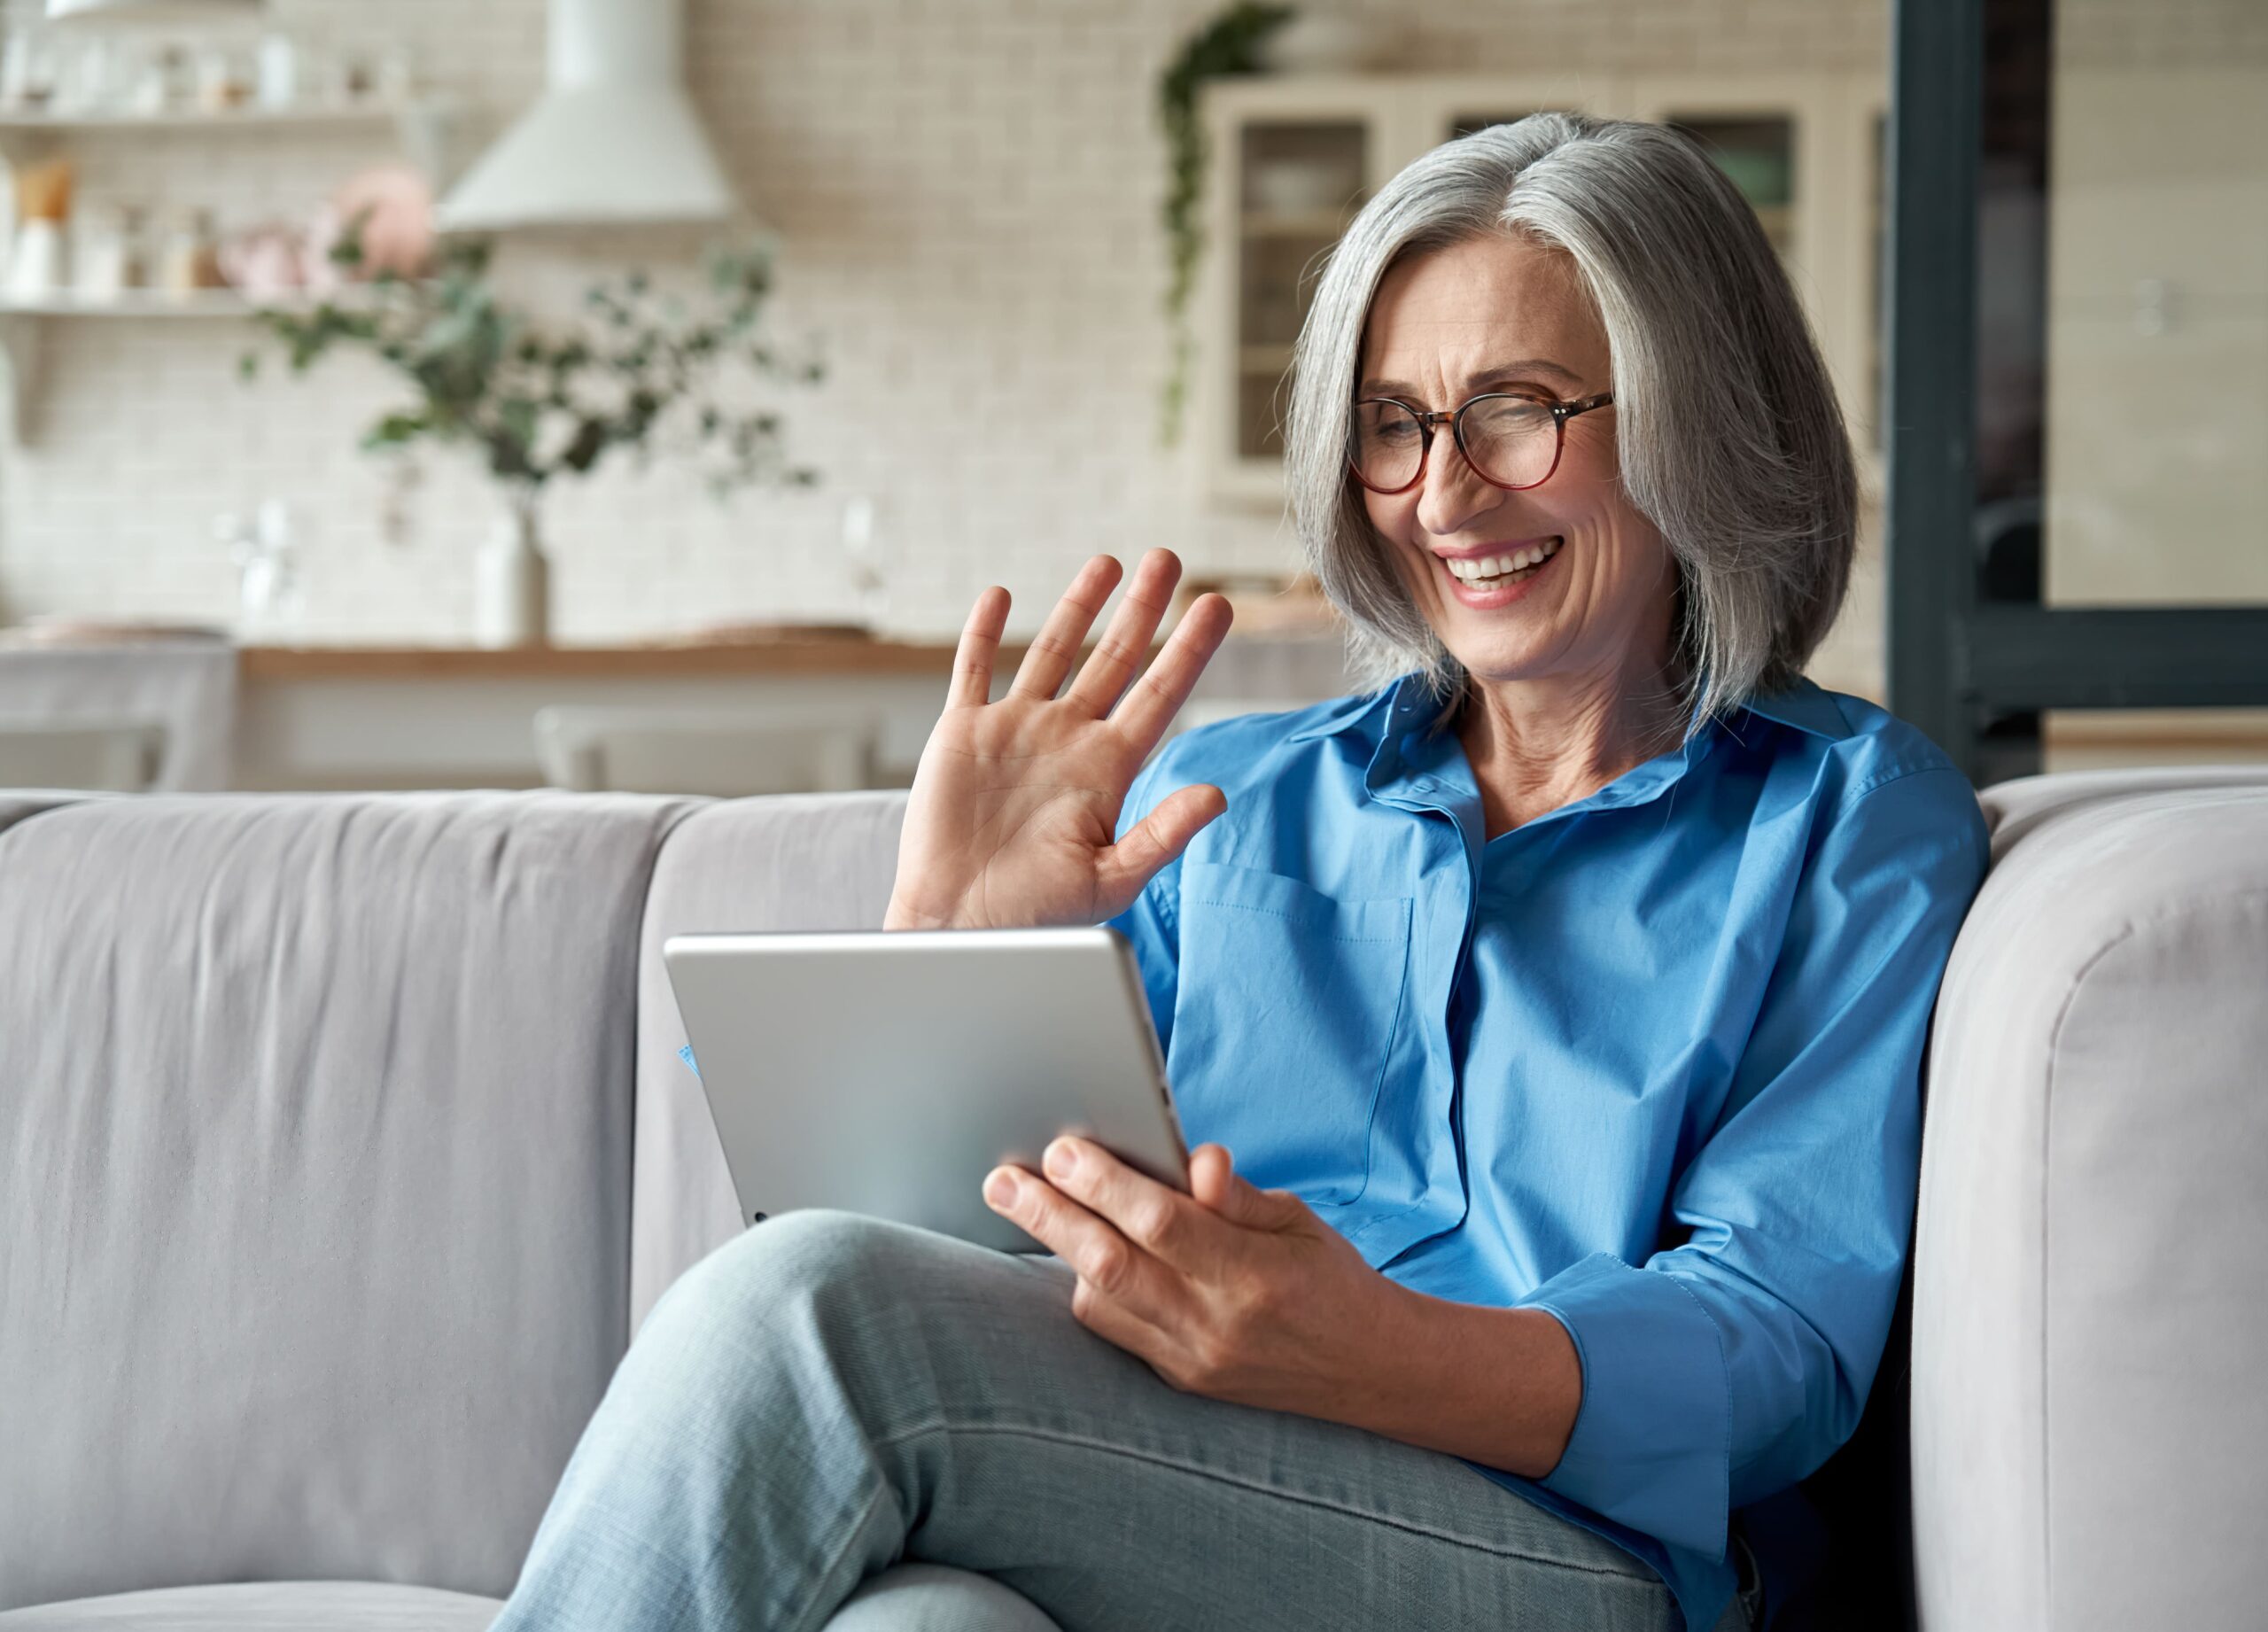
1228,114,1369,467
1194,72,1888,509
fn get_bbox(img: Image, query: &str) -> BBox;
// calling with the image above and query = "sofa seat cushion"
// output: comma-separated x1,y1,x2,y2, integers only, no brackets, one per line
0,1582,501,1630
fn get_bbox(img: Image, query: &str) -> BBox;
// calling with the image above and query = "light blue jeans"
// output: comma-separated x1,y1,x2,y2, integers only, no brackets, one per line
491,1211,1756,1631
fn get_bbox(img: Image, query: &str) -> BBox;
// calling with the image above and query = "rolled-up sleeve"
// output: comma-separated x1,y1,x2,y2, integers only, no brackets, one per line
1522,765,1990,1558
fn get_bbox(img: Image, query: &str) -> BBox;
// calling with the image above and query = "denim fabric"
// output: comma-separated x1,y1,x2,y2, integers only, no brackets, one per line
492,1212,1756,1632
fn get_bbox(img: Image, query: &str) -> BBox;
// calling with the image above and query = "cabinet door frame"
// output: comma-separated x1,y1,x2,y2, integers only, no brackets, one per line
1627,73,1885,492
1382,74,1632,168
1197,77,1391,508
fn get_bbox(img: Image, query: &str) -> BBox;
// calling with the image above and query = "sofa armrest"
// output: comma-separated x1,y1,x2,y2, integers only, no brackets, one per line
1913,770,2268,1630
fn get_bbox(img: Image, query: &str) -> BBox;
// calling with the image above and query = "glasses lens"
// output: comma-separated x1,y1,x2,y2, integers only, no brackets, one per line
1351,400,1425,489
1459,395,1558,488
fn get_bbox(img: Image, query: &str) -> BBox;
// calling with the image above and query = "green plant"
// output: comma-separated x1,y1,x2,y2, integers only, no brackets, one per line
1156,1,1294,447
241,225,822,506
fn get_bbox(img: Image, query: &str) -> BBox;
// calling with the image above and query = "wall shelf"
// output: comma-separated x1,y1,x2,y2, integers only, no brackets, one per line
1,291,264,317
0,104,403,133
0,95,457,444
0,284,406,437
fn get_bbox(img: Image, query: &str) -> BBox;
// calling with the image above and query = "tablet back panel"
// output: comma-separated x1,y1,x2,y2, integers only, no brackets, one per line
663,927,1186,1252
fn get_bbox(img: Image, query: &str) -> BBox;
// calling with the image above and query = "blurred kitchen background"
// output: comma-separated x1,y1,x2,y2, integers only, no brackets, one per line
0,0,2259,794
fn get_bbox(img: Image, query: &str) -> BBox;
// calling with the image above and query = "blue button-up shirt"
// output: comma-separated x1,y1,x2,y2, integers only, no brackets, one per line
1105,670,1990,1632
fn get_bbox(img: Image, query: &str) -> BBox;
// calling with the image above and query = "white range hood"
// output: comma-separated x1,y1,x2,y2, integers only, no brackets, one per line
437,0,742,233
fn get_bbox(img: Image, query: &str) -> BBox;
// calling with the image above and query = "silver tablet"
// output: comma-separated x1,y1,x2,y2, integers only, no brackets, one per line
663,926,1190,1253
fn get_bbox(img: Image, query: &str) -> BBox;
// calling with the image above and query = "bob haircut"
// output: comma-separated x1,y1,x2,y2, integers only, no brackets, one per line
1284,112,1857,737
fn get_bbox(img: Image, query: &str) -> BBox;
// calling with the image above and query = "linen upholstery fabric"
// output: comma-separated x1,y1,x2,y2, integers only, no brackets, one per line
1912,767,2268,1632
630,789,908,1333
0,1583,503,1630
0,789,86,834
0,792,693,1612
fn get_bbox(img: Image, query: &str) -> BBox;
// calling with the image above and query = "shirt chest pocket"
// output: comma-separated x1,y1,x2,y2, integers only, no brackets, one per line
1169,861,1415,1207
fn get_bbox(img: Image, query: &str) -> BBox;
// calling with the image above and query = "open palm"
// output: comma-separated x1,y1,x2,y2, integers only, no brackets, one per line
884,549,1234,932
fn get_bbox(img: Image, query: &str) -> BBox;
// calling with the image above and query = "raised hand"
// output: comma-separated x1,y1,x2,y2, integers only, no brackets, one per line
883,548,1232,932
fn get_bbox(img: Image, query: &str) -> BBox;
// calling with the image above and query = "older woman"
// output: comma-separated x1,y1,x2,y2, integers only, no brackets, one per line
492,113,1986,1632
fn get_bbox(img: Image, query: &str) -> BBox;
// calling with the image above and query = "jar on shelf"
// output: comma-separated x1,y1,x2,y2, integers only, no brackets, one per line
157,207,224,298
127,43,189,117
0,27,58,113
52,31,120,117
194,43,252,113
254,33,298,111
73,202,148,301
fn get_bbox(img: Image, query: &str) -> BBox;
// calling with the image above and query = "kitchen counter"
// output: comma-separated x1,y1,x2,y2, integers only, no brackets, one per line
237,635,996,683
232,628,1357,791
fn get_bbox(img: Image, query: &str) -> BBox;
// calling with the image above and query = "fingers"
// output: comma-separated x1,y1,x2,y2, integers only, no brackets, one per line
1092,781,1227,917
947,585,1011,709
1107,590,1233,748
1187,1143,1306,1232
1039,1136,1213,1276
1007,556,1122,703
983,1163,1172,1324
1187,1143,1239,1211
1060,548,1183,718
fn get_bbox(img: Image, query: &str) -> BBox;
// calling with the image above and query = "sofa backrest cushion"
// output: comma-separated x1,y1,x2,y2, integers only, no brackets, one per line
0,792,691,1611
632,789,907,1332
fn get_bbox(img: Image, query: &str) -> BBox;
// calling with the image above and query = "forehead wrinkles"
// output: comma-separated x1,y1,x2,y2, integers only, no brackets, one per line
1358,243,1600,386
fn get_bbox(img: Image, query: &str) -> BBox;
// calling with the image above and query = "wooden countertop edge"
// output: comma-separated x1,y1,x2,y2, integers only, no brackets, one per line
236,624,1350,682
240,640,1014,681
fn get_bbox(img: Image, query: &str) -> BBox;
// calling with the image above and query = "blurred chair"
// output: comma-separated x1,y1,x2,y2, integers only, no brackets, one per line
0,720,166,791
533,707,877,797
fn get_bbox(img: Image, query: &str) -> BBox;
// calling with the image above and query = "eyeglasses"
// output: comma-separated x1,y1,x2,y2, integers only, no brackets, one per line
1348,389,1616,495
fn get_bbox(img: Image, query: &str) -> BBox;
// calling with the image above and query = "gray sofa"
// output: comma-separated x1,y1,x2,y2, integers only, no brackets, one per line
1,769,2264,1630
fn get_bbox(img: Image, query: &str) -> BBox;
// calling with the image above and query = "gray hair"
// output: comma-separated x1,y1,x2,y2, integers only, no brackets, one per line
1285,112,1856,737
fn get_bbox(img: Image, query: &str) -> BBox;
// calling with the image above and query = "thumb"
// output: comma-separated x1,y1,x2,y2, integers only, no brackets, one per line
1095,782,1226,912
1189,1143,1301,1229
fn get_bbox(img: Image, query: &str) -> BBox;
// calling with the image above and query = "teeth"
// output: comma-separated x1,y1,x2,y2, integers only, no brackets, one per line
1445,538,1561,581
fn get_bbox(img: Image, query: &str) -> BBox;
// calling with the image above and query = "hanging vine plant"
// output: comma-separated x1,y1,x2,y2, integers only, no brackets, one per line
1156,2,1295,447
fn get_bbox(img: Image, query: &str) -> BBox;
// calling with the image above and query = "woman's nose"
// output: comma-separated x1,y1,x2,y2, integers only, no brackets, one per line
1412,431,1505,540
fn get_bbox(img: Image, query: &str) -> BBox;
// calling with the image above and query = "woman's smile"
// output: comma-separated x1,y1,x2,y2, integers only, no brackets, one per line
1434,535,1565,609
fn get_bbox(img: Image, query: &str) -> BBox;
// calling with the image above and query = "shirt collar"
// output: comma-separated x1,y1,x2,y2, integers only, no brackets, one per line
1285,670,1854,749
1284,670,1852,824
1728,673,1852,742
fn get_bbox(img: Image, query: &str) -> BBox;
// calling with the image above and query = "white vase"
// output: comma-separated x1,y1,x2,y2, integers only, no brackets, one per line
474,493,551,649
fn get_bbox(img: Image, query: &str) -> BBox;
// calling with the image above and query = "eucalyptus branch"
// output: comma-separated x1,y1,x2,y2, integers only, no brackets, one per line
240,229,822,509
